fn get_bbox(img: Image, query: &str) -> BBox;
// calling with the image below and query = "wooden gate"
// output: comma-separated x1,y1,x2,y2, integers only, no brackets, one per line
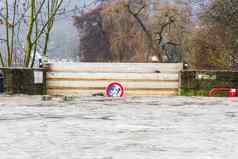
47,63,183,96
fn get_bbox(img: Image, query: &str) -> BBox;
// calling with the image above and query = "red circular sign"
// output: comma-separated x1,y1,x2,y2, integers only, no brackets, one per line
105,82,125,97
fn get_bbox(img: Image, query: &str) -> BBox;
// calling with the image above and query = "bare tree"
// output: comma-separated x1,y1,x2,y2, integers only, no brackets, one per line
73,0,191,63
0,0,64,67
126,0,189,62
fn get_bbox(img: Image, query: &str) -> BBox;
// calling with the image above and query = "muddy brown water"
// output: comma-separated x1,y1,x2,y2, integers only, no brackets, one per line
0,95,238,159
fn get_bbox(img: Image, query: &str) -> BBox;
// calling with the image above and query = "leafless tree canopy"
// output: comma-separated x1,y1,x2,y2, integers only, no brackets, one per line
74,0,190,63
0,0,63,67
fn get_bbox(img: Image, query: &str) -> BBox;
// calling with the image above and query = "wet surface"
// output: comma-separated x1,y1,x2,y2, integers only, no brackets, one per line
0,95,238,159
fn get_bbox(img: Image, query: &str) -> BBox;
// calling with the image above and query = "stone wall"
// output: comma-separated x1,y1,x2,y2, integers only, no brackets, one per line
180,70,238,96
0,68,47,95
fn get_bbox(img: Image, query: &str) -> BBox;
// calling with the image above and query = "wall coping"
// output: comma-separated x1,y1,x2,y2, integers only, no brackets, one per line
182,70,238,73
0,67,47,71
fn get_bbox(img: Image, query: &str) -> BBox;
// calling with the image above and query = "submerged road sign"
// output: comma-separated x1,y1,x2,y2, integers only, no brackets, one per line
105,82,125,97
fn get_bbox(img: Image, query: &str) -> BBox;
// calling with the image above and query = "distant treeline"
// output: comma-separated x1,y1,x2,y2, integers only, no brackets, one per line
73,0,238,70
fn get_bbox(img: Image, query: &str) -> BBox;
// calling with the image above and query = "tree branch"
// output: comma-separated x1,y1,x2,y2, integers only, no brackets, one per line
5,0,11,66
127,2,163,62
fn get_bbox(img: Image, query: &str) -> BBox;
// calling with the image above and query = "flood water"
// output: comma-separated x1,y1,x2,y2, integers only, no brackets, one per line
0,95,238,159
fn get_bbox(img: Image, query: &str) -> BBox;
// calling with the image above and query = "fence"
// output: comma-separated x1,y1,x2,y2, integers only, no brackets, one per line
47,63,183,96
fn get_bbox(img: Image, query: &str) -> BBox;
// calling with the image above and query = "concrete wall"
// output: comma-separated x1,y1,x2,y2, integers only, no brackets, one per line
2,67,238,97
0,68,47,95
180,70,238,96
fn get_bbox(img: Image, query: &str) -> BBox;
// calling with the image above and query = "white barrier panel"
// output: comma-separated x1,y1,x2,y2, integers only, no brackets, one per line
47,63,183,96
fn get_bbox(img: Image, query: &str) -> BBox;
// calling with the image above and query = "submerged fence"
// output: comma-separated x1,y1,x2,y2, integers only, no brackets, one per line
47,63,183,96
